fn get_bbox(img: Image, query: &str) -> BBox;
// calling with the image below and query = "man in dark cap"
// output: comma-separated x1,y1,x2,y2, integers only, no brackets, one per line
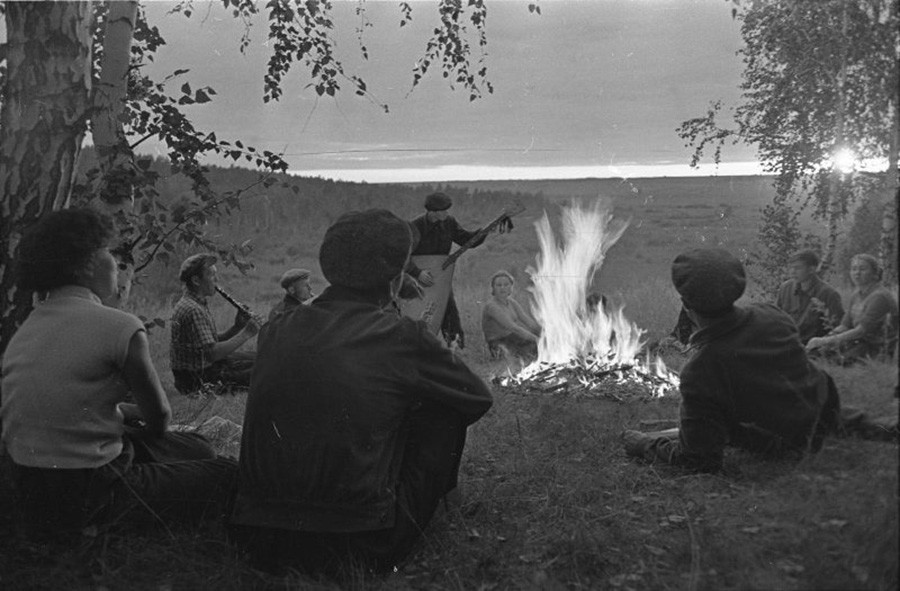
231,209,493,575
268,268,314,320
622,248,895,472
775,249,844,344
623,248,837,472
408,191,487,348
169,254,259,394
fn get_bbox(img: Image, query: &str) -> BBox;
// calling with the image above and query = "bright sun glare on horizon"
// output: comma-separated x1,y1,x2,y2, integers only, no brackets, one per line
832,148,858,174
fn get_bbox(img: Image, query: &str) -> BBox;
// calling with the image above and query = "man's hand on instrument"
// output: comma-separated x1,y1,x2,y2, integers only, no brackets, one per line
497,215,514,234
239,314,261,337
234,310,263,335
243,318,261,337
233,309,249,329
397,272,425,300
418,270,435,287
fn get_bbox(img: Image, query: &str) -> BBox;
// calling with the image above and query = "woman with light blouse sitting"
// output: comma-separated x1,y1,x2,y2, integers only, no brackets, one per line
0,208,238,540
806,253,898,363
481,270,541,361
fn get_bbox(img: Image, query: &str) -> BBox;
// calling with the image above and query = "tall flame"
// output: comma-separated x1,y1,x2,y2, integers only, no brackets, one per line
510,200,678,396
528,200,635,364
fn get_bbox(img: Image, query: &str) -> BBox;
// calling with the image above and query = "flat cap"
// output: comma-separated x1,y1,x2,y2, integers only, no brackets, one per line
671,248,746,316
424,192,452,211
319,209,412,289
179,253,217,283
280,268,311,289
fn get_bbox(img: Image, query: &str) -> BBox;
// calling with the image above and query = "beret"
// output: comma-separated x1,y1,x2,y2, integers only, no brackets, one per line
280,268,311,289
671,248,746,316
319,209,412,289
424,192,452,211
179,253,217,283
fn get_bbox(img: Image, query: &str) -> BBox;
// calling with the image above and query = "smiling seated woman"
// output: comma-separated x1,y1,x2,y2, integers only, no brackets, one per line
0,209,237,541
806,253,899,364
481,270,541,362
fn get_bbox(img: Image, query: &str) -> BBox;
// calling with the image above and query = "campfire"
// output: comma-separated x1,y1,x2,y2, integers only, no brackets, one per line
495,200,679,400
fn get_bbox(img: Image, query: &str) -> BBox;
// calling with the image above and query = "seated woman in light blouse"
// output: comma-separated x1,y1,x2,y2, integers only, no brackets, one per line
481,270,541,361
807,253,898,363
0,208,237,540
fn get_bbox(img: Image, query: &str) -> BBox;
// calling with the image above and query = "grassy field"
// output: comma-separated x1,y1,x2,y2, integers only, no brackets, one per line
1,184,898,590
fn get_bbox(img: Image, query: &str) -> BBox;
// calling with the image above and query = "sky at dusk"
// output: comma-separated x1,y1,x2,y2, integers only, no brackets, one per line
138,0,760,182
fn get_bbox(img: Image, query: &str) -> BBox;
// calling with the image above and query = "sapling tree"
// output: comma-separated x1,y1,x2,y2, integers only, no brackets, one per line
678,0,899,292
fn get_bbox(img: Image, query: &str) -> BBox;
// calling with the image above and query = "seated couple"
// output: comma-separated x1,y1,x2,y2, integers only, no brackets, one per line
170,261,318,395
805,253,898,364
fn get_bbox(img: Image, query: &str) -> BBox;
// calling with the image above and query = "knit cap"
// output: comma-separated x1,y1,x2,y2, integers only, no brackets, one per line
671,248,746,316
424,192,452,211
319,209,412,289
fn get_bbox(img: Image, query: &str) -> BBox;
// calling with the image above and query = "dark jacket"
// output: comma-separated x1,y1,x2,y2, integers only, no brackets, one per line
647,303,837,472
406,214,485,279
267,293,303,321
232,286,492,533
775,276,844,344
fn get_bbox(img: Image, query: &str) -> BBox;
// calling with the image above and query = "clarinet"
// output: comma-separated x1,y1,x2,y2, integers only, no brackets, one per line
215,285,264,325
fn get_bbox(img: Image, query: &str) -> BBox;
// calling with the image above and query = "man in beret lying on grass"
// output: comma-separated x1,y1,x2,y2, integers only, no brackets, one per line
622,248,896,473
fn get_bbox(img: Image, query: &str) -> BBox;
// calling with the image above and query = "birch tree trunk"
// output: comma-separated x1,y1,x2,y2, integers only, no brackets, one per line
92,0,138,210
92,0,139,308
880,102,899,283
0,1,93,357
823,0,850,274
879,0,900,283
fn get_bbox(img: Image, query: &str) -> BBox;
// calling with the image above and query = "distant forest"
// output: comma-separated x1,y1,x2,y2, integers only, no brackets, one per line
76,148,542,255
74,148,891,286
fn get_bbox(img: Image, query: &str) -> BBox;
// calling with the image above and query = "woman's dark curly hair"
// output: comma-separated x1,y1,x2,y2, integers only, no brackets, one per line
17,208,115,292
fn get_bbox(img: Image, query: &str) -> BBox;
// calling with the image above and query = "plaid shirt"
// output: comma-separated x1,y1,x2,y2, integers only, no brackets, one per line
170,290,218,371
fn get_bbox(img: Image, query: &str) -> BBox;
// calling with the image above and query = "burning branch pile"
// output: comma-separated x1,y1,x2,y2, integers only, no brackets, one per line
495,354,678,401
495,200,680,400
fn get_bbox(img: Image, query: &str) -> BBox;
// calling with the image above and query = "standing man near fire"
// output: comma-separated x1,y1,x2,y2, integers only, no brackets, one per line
775,249,844,345
407,192,489,348
170,254,259,394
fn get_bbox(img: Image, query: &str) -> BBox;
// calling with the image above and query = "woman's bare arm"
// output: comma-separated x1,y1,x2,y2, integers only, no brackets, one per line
121,330,171,437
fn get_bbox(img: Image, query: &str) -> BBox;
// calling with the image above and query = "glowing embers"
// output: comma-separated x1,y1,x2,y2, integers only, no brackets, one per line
497,200,679,400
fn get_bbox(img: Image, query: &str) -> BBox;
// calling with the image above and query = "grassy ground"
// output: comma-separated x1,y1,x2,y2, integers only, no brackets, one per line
2,354,896,591
1,193,897,590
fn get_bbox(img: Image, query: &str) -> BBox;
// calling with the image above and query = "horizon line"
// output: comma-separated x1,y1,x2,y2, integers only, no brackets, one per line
290,161,772,183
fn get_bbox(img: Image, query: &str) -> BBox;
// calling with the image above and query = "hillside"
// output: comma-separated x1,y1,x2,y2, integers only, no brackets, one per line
104,154,783,302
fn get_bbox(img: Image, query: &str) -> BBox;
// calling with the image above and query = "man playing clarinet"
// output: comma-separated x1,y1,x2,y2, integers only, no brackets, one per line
170,254,259,395
407,192,488,349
